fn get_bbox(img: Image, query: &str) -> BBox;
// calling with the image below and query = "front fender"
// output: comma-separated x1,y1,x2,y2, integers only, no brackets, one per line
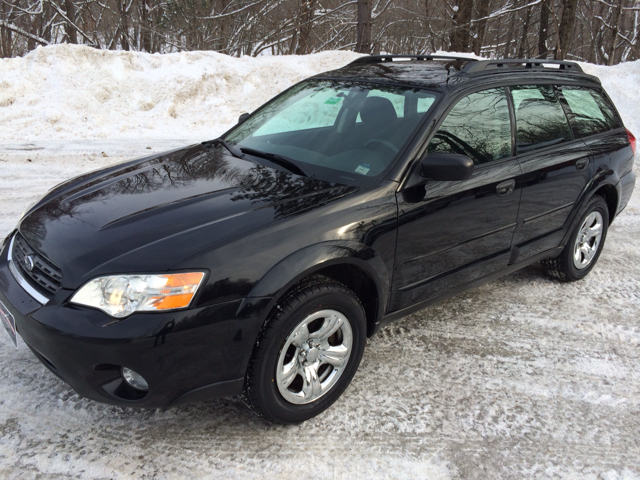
245,240,391,324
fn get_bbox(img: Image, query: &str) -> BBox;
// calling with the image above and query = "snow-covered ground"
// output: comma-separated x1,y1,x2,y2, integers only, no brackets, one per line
1,47,639,478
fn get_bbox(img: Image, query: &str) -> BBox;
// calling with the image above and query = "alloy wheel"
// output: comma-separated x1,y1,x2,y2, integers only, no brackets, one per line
573,211,604,270
275,309,353,405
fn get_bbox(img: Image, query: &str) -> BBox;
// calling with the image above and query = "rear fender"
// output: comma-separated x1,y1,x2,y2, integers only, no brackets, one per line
560,166,619,247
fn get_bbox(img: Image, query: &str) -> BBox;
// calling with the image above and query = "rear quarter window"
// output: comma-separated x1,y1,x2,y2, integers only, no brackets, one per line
510,85,573,153
559,86,623,138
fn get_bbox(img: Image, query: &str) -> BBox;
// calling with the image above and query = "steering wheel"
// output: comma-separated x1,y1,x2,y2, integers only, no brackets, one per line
364,139,399,154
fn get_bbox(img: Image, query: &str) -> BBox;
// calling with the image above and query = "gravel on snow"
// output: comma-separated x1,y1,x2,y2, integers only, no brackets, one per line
0,144,638,479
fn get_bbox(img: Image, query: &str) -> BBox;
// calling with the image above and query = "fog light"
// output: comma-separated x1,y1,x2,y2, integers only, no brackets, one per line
121,367,149,391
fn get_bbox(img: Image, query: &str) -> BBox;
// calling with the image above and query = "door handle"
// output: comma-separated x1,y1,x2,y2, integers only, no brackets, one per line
576,158,589,171
496,179,516,196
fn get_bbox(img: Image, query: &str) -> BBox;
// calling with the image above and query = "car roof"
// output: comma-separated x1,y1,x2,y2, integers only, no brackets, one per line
312,56,602,92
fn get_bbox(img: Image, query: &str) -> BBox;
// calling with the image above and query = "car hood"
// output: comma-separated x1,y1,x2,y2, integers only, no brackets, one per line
18,144,356,288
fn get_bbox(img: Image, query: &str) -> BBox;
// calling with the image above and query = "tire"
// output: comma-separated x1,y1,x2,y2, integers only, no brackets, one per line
541,195,609,282
244,276,366,424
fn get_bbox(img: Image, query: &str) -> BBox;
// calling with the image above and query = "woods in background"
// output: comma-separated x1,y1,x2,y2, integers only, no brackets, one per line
1,0,639,64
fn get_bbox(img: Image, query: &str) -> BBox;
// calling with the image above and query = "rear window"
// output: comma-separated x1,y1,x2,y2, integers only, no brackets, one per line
559,86,623,138
510,85,572,153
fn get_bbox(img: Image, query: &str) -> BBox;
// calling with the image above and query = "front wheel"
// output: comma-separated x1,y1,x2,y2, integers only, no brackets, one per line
244,277,366,424
541,195,609,282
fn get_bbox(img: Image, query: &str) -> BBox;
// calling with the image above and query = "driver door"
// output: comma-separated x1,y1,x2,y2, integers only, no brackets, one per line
390,87,522,312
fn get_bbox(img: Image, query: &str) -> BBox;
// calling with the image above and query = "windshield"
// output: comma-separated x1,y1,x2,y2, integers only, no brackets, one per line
224,80,438,186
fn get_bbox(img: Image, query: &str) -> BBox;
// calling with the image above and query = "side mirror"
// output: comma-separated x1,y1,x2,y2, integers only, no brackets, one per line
238,113,250,123
421,153,474,181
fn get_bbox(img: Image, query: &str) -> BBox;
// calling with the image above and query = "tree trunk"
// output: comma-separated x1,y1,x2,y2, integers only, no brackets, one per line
296,0,316,54
518,6,532,58
449,0,473,52
473,0,490,56
27,13,42,51
139,0,151,52
355,0,371,54
120,0,130,51
288,29,298,54
538,0,549,58
503,9,517,58
64,0,78,44
606,0,624,65
554,0,579,60
216,0,229,53
1,0,14,57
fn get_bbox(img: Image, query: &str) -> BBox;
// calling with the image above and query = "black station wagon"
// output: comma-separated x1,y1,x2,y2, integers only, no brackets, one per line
0,55,636,423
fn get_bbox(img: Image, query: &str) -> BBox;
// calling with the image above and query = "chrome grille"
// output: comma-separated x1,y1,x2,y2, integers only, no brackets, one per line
11,233,62,298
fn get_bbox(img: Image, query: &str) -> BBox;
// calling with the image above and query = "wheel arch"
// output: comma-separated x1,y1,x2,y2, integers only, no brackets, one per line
591,183,619,224
560,171,620,249
245,241,391,338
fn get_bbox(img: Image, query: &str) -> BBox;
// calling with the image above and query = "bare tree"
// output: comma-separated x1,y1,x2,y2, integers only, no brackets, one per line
295,0,316,54
355,0,371,53
1,0,639,64
64,0,78,43
473,0,490,55
449,0,472,52
555,0,578,59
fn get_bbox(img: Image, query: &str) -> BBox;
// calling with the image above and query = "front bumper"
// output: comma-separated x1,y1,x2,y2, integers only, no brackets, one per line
0,236,271,408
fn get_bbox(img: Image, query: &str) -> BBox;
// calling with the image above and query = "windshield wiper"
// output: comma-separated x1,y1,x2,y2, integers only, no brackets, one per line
240,147,308,177
206,138,244,159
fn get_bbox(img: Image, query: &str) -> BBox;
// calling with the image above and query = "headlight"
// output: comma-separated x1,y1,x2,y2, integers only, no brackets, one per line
70,272,206,318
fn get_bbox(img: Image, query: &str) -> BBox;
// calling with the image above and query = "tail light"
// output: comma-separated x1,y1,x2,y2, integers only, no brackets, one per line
627,128,636,155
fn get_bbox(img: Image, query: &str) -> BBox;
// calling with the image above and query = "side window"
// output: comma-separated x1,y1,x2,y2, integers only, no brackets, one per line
510,85,572,153
427,87,512,165
560,86,622,138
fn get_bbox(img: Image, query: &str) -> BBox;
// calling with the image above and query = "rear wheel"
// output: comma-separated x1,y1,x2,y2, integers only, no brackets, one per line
541,195,609,282
244,276,366,424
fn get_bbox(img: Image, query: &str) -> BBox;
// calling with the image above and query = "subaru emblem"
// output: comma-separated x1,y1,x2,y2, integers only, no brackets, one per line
24,255,35,272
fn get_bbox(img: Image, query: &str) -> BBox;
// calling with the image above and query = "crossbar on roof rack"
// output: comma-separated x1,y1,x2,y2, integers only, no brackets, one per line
349,55,479,65
463,58,583,73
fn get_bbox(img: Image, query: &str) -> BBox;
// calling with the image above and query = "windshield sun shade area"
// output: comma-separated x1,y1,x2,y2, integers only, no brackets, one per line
224,80,438,185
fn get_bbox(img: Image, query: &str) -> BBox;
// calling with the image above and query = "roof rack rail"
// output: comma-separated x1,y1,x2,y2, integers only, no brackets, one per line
349,55,479,65
463,58,583,74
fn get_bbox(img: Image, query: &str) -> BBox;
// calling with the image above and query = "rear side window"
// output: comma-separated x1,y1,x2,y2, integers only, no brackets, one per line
427,87,512,165
510,85,572,153
560,86,623,138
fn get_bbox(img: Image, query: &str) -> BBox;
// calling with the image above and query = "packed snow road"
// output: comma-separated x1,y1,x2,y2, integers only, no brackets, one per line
0,145,638,479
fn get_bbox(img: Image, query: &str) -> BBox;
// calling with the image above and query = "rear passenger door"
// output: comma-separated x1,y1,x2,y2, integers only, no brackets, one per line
510,84,593,259
392,87,521,311
557,85,632,206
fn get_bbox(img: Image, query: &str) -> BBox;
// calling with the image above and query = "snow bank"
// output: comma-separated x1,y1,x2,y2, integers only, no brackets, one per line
0,45,638,144
0,45,361,143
